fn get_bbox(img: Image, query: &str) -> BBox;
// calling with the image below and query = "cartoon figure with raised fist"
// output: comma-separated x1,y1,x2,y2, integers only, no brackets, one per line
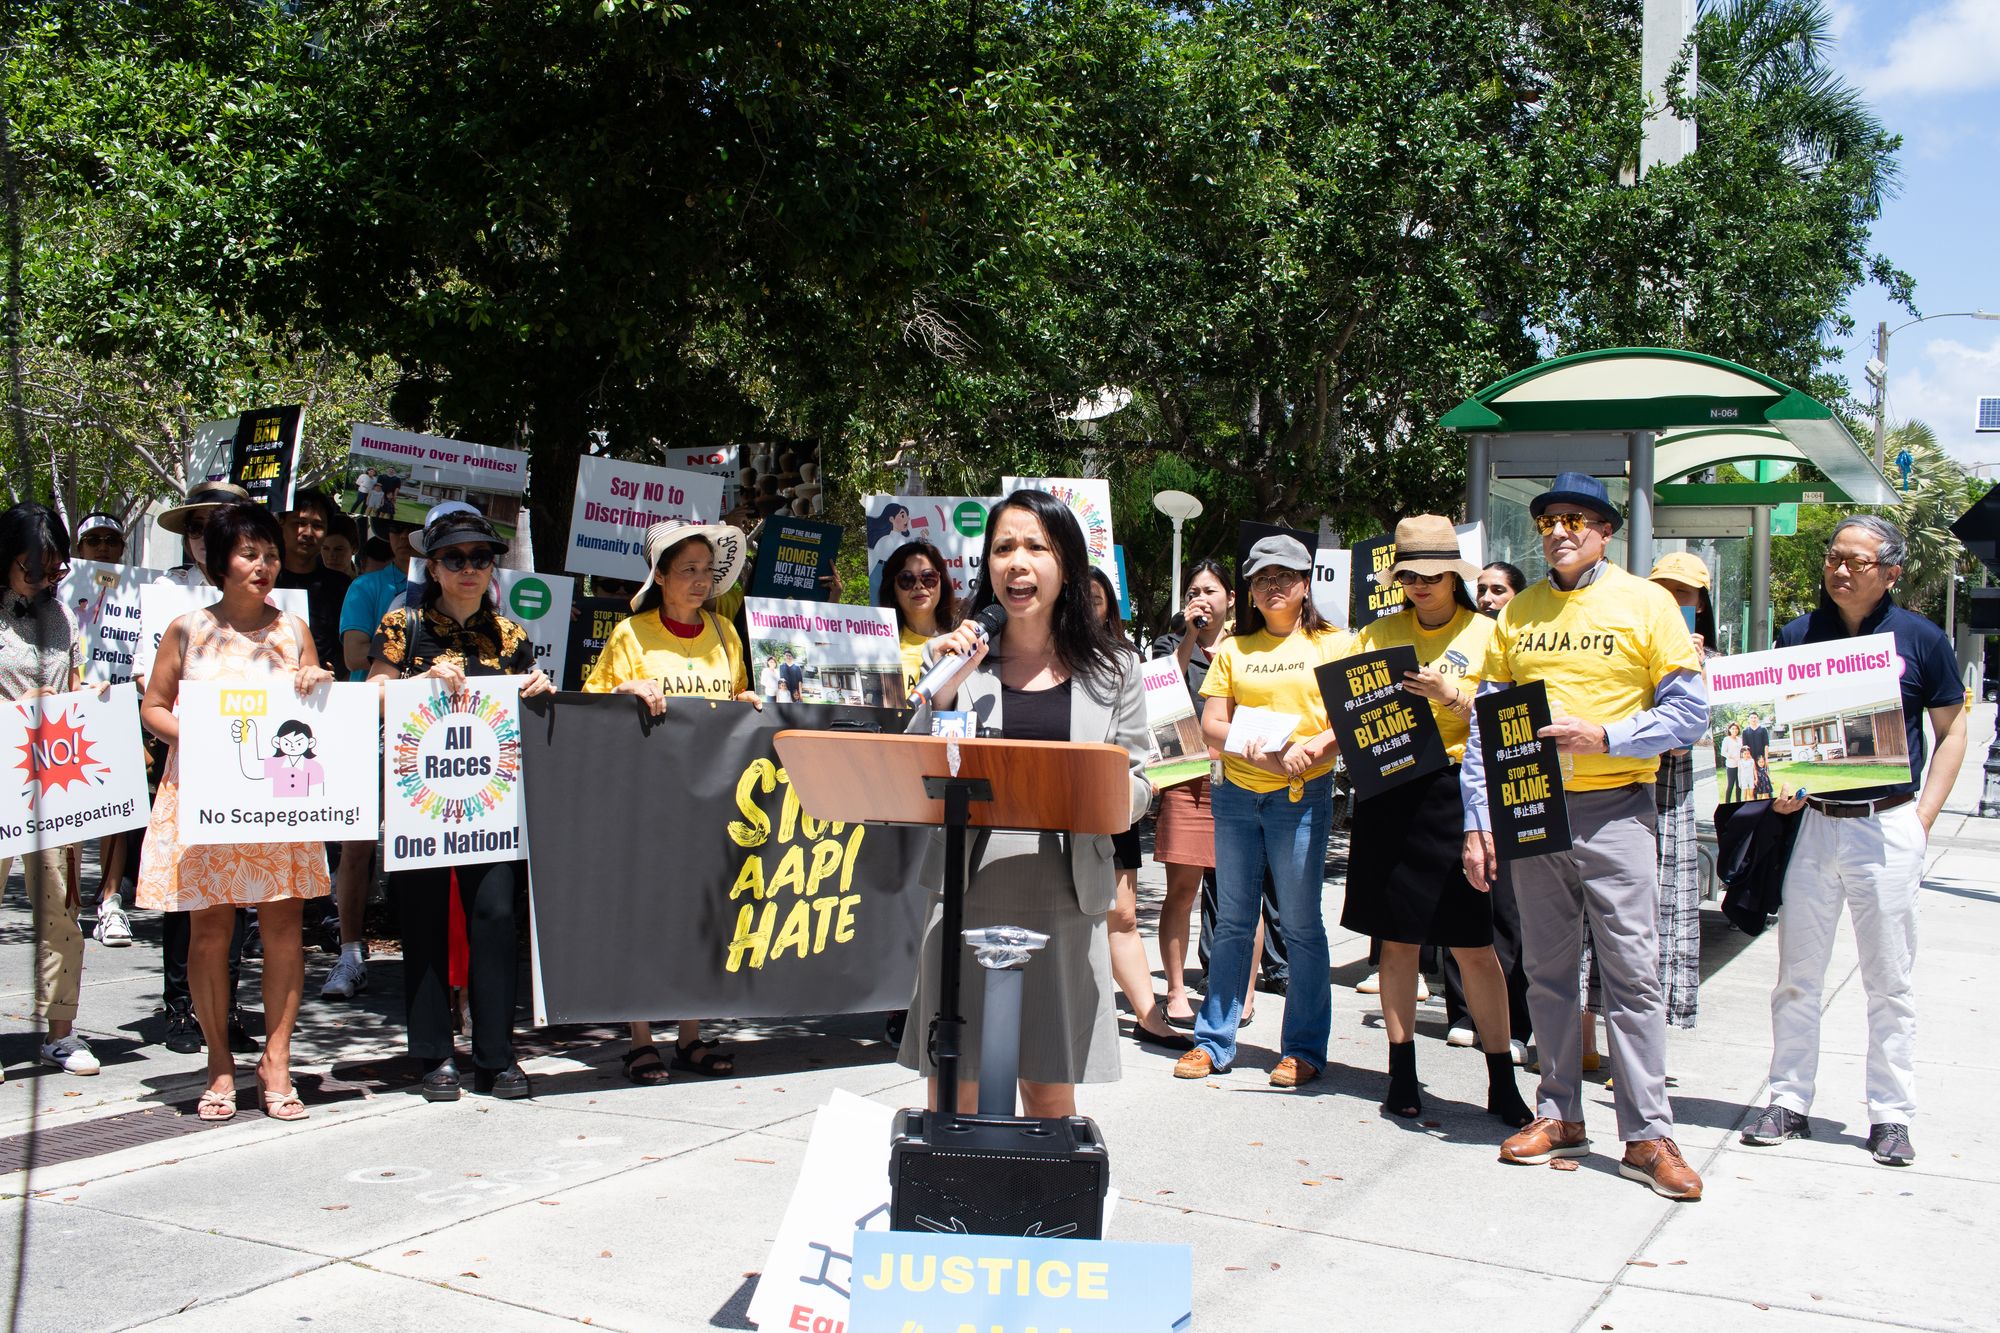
233,717,324,797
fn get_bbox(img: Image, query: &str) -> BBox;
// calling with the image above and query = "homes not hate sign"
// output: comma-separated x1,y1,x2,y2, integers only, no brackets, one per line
565,455,725,580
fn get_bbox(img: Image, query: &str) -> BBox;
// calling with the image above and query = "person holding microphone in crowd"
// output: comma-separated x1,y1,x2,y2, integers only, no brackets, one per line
878,538,961,698
1460,474,1708,1199
585,517,760,1085
367,506,552,1101
1341,516,1532,1127
0,505,101,1077
1742,516,1967,1167
135,503,333,1120
1174,534,1349,1087
901,490,1153,1117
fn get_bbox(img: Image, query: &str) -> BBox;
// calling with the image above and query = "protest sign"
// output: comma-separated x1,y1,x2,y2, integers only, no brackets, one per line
746,1090,898,1333
381,677,526,871
176,681,380,845
562,596,631,691
1233,520,1316,633
60,561,160,686
1475,680,1572,860
1315,645,1448,799
565,455,726,580
1139,657,1207,788
408,559,574,685
186,417,238,487
0,685,151,859
1705,633,1908,800
1350,531,1405,629
863,495,994,601
670,444,741,513
344,424,529,542
132,583,310,684
229,404,302,512
744,598,902,707
749,515,843,601
1311,544,1350,627
850,1233,1193,1333
520,696,932,1020
1002,475,1118,594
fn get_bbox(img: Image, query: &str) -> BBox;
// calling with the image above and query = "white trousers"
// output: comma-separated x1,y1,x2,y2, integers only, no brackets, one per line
1768,803,1924,1123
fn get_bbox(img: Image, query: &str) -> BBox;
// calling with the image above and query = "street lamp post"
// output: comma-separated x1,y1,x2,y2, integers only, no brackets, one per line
1869,310,2000,469
1152,489,1204,613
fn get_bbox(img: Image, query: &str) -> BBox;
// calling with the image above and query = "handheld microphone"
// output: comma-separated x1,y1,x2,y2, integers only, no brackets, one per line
1190,613,1210,631
908,603,1008,707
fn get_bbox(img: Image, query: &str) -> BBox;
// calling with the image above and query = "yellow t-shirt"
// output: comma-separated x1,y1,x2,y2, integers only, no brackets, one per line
1481,563,1701,790
1201,625,1356,792
583,609,749,700
898,626,929,699
1353,605,1494,762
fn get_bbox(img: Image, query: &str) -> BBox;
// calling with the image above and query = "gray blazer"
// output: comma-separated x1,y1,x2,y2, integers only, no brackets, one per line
910,651,1153,916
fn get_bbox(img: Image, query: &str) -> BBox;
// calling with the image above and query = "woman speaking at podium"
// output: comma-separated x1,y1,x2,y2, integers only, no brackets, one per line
901,490,1152,1118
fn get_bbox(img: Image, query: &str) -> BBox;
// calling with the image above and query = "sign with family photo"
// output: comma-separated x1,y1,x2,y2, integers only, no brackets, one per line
1704,633,1908,803
743,598,903,708
343,423,530,556
1475,680,1572,860
1139,657,1208,788
1315,645,1448,800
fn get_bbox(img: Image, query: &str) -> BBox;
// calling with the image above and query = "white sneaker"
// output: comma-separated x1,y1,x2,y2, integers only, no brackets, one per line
1355,972,1381,994
41,1035,100,1075
93,896,133,947
1511,1039,1528,1066
1446,1023,1477,1047
1416,976,1431,1003
321,952,369,999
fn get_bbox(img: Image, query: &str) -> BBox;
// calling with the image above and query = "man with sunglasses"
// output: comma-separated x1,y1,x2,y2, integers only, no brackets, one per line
1741,516,1965,1167
1459,472,1710,1199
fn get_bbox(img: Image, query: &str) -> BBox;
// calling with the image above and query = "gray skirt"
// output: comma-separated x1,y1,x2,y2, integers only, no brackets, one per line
897,829,1121,1086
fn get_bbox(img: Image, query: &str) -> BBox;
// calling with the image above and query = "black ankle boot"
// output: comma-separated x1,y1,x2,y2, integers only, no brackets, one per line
1384,1040,1422,1118
420,1057,461,1102
1487,1049,1532,1127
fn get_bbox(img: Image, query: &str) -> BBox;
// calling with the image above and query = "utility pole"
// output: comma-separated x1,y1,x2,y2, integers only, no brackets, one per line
1871,319,1889,470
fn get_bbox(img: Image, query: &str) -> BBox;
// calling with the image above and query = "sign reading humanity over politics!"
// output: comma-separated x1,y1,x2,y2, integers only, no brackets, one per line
1705,633,1909,801
521,696,931,1022
1139,657,1208,788
0,685,151,860
176,681,380,845
345,424,531,545
1316,645,1448,800
60,561,160,686
1475,680,1572,861
744,598,902,708
1002,476,1119,595
565,455,725,580
863,495,994,601
849,1232,1194,1333
382,678,526,871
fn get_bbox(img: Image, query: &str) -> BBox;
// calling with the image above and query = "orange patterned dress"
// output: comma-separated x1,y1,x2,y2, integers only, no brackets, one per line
134,608,334,911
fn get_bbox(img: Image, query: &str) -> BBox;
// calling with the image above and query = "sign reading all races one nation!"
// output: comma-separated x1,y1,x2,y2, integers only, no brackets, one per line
0,685,152,860
176,681,380,846
381,677,526,871
1002,475,1119,596
1315,645,1447,799
1475,680,1572,860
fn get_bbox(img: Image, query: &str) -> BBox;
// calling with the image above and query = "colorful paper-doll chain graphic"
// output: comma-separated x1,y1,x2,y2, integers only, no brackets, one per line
389,686,522,825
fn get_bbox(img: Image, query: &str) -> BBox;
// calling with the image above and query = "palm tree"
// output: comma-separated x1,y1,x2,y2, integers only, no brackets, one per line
1879,420,1970,621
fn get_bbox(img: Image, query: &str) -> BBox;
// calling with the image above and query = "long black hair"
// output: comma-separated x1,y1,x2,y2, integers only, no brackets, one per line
1087,567,1124,637
875,538,961,632
0,504,69,605
965,490,1122,696
201,503,285,585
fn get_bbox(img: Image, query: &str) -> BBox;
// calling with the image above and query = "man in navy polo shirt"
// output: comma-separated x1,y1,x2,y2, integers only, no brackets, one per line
1742,516,1967,1167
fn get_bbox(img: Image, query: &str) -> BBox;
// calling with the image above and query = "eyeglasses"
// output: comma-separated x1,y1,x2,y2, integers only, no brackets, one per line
434,551,495,572
14,557,69,586
1822,552,1882,575
1248,570,1303,591
895,568,942,592
1394,570,1448,586
1533,513,1597,536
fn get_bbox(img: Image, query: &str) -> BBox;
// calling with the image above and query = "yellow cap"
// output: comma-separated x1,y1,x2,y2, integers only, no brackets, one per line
1647,551,1711,591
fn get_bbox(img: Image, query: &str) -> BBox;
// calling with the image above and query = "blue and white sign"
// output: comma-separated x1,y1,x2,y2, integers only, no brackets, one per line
850,1231,1192,1332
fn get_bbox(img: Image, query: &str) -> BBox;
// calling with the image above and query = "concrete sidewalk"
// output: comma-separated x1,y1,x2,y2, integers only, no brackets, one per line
3,706,1997,1331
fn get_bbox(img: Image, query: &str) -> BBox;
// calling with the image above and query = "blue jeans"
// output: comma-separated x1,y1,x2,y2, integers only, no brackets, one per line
1196,772,1333,1070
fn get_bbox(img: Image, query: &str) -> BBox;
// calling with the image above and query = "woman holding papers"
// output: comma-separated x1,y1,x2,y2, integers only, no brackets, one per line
135,503,333,1121
876,538,961,698
1174,534,1350,1087
367,508,553,1102
1337,515,1532,1127
901,490,1152,1117
585,517,758,1086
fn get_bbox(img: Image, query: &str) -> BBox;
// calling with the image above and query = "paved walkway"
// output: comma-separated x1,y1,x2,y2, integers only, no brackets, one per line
4,707,1997,1331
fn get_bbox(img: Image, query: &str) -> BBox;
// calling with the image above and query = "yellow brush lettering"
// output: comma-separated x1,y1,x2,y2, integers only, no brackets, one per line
810,896,841,952
834,895,859,945
767,844,807,899
839,824,866,894
724,901,773,972
728,759,777,847
727,856,766,902
771,899,812,960
804,840,844,896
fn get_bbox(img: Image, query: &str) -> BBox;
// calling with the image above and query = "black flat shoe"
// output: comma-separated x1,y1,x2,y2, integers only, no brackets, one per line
474,1063,530,1099
227,1008,261,1055
420,1058,462,1102
1133,1024,1195,1052
162,1004,201,1055
1164,1010,1197,1031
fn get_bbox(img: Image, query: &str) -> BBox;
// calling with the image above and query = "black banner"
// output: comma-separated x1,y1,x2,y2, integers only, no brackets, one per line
561,596,631,691
1315,646,1447,800
1349,531,1405,630
230,404,302,512
1475,681,1572,861
749,515,843,601
520,695,931,1022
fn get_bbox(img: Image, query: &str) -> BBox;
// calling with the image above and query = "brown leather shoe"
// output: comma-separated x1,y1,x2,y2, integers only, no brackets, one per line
1620,1137,1702,1200
1174,1047,1221,1079
1269,1056,1320,1088
1498,1116,1590,1164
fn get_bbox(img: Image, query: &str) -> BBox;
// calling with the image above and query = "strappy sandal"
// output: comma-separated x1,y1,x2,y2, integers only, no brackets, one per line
259,1085,309,1121
671,1038,735,1077
622,1045,672,1086
196,1088,237,1122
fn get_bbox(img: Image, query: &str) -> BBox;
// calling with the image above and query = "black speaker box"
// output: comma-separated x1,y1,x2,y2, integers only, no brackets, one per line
889,1108,1110,1239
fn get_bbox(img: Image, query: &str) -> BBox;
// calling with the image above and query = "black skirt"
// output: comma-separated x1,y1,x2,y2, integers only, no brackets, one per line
1339,763,1494,948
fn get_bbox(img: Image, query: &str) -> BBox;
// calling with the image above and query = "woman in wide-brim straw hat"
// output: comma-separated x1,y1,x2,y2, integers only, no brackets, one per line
583,516,759,1086
1338,514,1533,1130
